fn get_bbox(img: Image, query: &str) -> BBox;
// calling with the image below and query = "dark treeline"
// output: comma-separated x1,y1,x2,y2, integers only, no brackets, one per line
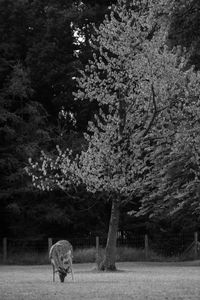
0,0,200,253
0,0,117,239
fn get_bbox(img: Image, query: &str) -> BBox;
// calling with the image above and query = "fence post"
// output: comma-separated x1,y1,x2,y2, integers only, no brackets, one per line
194,232,198,260
145,234,149,260
3,237,7,263
96,236,99,262
48,238,53,253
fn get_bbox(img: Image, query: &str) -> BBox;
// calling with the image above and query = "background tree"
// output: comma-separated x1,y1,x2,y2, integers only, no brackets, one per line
168,0,200,69
0,0,117,237
0,61,49,197
0,0,78,236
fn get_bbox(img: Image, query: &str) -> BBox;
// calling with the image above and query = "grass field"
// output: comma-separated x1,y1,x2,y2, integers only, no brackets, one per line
0,262,200,300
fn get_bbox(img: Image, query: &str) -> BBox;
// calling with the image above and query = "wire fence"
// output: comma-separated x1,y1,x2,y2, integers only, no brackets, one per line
0,232,199,264
51,237,97,249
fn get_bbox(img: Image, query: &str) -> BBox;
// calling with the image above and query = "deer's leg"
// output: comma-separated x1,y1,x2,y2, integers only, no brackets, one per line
53,265,55,282
51,261,55,282
71,267,75,282
69,260,75,282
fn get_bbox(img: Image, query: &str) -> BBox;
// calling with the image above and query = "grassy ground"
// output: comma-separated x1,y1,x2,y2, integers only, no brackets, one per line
0,262,200,300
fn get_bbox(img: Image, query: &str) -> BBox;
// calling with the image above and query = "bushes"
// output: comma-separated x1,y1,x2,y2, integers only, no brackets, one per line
73,248,96,263
0,247,167,265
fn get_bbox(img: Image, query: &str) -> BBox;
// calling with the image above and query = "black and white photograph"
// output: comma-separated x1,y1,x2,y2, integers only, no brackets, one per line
0,0,200,299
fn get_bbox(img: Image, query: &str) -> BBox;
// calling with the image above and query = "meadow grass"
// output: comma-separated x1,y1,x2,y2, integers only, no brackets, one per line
0,262,200,300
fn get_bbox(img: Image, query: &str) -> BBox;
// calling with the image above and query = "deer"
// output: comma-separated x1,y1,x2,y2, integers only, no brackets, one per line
49,240,74,283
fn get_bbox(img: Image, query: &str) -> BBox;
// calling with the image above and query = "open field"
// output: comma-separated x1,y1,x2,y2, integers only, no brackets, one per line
0,262,200,300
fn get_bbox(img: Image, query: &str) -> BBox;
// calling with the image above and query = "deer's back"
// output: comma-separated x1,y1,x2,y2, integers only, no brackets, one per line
49,240,73,269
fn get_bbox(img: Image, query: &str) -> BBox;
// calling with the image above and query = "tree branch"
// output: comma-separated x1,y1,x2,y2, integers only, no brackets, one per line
142,83,157,138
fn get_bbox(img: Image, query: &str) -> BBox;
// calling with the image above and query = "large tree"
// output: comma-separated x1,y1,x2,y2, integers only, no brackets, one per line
28,0,200,270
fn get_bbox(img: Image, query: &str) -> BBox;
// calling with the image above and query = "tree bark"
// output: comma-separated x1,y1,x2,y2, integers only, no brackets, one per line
99,199,120,271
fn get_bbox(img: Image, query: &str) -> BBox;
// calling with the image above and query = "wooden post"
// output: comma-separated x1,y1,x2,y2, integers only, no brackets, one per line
48,238,53,253
145,234,149,260
194,232,198,260
96,236,99,262
3,237,7,263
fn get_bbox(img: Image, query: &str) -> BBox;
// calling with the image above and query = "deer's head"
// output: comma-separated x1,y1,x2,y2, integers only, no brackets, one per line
58,267,69,282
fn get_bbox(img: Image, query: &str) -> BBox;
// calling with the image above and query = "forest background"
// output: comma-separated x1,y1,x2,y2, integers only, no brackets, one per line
1,0,200,254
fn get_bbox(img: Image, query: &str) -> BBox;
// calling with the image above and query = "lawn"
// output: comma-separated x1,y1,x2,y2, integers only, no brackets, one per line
0,262,200,300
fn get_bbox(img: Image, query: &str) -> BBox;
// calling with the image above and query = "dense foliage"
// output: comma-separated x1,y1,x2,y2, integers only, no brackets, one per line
0,0,116,237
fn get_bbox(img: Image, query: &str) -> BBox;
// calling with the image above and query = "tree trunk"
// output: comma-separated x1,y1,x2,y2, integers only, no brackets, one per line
99,199,120,271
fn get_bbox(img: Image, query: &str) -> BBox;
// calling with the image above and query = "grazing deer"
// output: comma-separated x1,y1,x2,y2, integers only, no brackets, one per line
49,240,74,282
